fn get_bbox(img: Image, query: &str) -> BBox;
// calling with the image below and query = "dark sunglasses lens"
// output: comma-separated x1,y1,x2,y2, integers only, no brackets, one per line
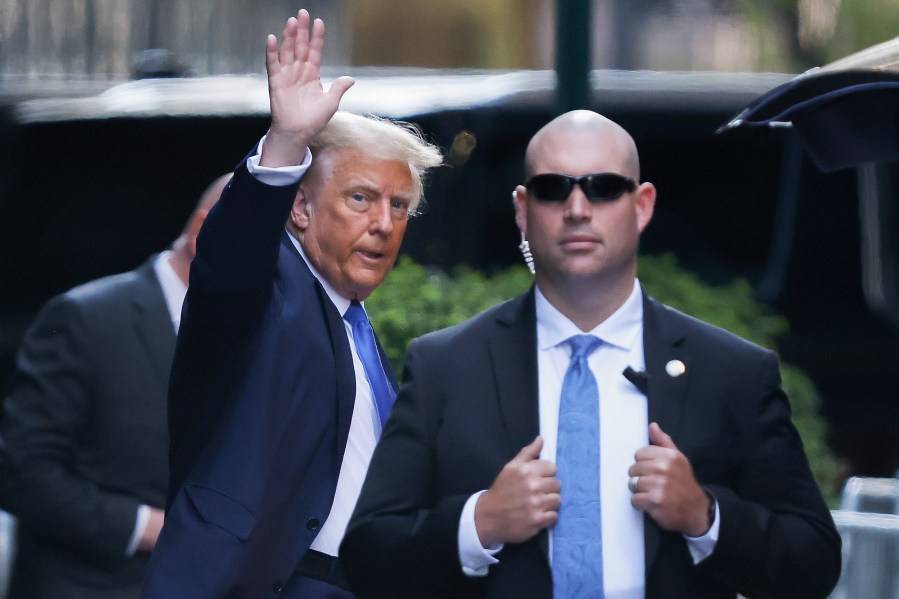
528,175,572,202
584,174,633,200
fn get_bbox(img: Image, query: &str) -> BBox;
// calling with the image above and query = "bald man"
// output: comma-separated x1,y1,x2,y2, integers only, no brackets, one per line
341,111,840,599
0,174,228,599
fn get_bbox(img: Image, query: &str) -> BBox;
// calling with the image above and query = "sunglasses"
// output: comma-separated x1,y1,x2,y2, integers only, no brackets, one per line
525,172,637,203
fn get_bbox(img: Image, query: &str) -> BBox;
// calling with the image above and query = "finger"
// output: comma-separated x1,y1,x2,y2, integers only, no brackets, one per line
630,492,651,513
327,76,355,103
542,492,562,512
280,17,298,66
305,17,325,69
536,509,559,531
633,445,666,463
534,474,561,494
294,10,312,64
649,422,677,449
513,436,543,463
627,463,647,478
529,459,557,478
265,34,279,76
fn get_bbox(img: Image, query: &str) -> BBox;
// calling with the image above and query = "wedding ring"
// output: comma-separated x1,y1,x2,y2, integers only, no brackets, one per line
628,475,640,493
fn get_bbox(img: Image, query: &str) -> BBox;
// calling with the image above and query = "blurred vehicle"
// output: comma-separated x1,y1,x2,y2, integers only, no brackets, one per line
0,64,894,478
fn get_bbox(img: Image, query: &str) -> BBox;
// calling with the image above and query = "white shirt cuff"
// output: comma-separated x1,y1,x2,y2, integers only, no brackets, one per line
126,504,151,556
684,498,720,564
246,134,312,186
458,490,502,577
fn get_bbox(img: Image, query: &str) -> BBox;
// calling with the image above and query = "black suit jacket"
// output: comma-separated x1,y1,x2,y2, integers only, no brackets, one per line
0,258,173,599
142,163,396,599
342,288,841,599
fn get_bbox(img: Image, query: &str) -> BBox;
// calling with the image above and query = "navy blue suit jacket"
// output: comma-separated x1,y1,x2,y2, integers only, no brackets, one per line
142,162,395,599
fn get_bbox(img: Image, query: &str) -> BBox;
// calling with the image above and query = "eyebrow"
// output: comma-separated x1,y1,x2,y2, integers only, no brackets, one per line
347,181,415,204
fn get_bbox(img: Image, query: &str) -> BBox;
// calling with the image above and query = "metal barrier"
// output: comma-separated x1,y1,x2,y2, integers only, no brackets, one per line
829,476,899,598
830,510,899,599
0,511,14,599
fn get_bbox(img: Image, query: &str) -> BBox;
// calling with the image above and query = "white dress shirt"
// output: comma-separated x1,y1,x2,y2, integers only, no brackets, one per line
286,235,382,557
458,280,718,598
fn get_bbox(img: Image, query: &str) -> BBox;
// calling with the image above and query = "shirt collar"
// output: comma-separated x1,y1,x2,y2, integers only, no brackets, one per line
535,279,644,352
286,229,353,316
153,250,187,331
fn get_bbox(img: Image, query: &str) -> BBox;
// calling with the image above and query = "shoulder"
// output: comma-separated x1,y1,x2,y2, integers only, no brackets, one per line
409,291,530,353
645,294,775,361
71,261,154,301
42,261,158,322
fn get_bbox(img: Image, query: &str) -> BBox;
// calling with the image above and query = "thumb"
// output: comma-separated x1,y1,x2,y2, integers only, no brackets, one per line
327,76,355,102
513,435,543,463
649,422,677,449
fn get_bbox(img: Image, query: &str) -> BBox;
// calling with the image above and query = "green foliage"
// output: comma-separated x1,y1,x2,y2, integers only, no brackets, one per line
366,256,532,373
367,252,839,503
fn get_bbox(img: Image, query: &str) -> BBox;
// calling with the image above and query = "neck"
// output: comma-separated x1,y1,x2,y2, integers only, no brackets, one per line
537,274,635,332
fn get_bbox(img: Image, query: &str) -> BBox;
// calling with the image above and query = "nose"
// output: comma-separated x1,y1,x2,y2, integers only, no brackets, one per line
563,184,592,223
369,197,394,235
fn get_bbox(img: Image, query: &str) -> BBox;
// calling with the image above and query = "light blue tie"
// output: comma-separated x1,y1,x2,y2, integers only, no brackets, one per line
343,301,396,431
553,334,604,599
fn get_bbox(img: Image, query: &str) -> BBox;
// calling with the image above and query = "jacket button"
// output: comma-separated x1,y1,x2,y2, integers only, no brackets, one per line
306,518,320,531
273,580,283,593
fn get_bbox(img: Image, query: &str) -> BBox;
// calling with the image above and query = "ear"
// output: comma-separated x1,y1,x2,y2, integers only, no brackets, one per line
634,182,656,234
513,185,528,234
290,186,311,232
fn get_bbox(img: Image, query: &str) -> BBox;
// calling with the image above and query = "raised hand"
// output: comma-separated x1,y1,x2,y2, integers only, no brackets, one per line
628,422,712,536
261,9,355,168
474,436,561,547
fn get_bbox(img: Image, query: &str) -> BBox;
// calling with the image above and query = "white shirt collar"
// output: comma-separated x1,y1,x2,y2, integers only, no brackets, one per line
286,229,353,316
535,279,644,352
153,250,187,331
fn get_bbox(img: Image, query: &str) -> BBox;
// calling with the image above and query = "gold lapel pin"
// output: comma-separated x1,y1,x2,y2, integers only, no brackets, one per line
665,359,686,377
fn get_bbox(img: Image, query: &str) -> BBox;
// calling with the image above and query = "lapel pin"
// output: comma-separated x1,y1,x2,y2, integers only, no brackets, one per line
665,359,686,377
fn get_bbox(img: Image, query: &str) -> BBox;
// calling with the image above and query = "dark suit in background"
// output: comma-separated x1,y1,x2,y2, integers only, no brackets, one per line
0,173,226,599
0,260,173,599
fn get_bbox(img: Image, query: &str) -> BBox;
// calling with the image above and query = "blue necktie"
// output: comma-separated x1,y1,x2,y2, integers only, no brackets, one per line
553,334,604,599
343,301,396,431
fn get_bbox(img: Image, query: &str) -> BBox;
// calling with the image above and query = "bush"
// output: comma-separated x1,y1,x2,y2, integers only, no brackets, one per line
367,253,839,503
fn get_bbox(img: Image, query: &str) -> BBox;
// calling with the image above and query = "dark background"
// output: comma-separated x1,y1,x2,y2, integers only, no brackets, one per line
0,74,895,477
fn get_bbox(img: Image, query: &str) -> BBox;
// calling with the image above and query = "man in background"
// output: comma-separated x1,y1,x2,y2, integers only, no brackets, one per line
342,110,841,598
0,174,229,598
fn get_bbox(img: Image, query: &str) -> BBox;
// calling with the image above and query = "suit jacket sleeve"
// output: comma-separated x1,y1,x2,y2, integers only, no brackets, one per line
692,349,841,598
341,337,478,599
0,295,141,567
166,161,300,507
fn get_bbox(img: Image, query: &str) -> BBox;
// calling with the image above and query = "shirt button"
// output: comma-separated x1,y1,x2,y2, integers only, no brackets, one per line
306,518,320,531
273,580,283,593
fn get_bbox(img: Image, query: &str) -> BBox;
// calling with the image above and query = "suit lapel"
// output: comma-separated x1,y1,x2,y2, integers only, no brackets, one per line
318,283,356,456
281,233,357,457
489,289,540,454
130,258,177,391
488,289,549,558
641,293,692,576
